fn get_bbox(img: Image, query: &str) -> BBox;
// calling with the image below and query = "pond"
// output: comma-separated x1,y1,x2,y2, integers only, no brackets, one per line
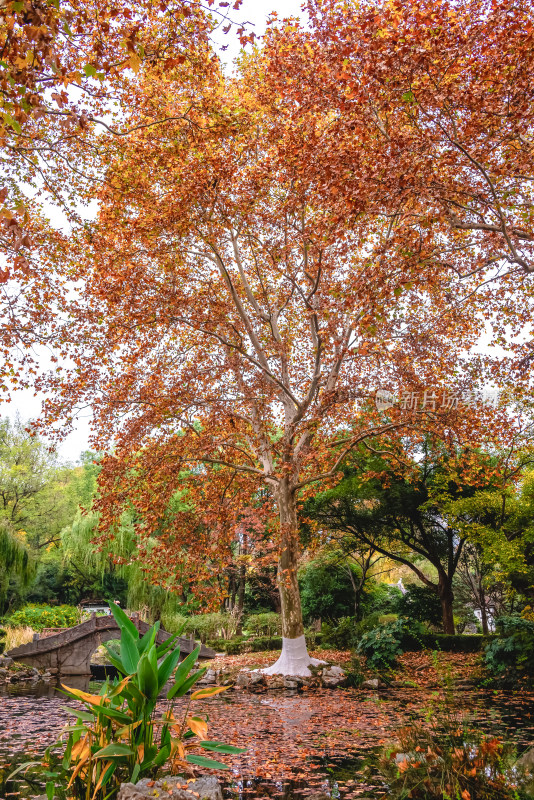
1,679,533,799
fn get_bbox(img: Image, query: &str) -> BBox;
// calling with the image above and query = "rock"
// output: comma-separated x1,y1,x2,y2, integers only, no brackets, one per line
248,672,266,688
48,667,59,674
323,677,343,688
0,656,13,667
236,670,265,690
517,746,534,771
322,665,346,688
198,668,219,685
236,670,252,687
283,677,300,689
118,775,223,800
362,678,380,689
322,665,345,678
266,676,285,689
518,746,534,795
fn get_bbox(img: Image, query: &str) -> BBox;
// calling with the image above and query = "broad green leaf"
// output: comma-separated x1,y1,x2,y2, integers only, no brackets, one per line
121,681,144,705
98,761,117,794
90,705,132,724
107,675,131,699
7,761,43,781
167,667,206,700
60,706,94,722
140,743,169,771
93,743,133,759
200,740,247,754
172,645,200,688
102,643,127,675
186,753,229,769
157,645,182,689
120,625,140,674
62,736,73,769
148,642,158,675
155,630,180,658
137,652,158,700
108,601,139,641
138,621,159,654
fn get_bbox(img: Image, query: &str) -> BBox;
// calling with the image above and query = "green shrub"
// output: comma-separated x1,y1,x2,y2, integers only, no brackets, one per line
358,616,490,667
303,628,323,649
2,603,80,631
344,654,365,688
250,636,282,652
224,638,246,655
218,632,323,656
162,612,238,643
244,612,281,637
299,559,359,623
0,628,5,655
357,619,405,669
322,616,357,649
485,615,534,683
361,581,403,617
160,612,188,635
395,584,443,628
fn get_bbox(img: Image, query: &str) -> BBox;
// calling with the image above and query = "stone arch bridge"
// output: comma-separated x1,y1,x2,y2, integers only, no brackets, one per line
6,614,215,675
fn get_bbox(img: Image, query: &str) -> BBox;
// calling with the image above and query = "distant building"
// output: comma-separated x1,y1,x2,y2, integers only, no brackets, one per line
79,599,112,616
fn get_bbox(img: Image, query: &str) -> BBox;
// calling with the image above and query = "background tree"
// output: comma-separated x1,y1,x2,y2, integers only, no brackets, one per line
0,416,79,549
307,444,505,633
0,520,32,614
449,466,534,626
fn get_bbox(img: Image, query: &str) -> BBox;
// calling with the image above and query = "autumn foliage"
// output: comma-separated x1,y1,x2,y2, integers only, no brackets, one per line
13,0,532,669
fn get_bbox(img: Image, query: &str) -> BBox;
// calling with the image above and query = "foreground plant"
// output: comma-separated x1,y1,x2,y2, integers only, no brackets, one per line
11,603,244,799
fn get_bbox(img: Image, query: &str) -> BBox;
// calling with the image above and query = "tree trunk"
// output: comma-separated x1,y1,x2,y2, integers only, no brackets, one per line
261,480,325,676
236,561,246,635
479,594,489,636
438,578,455,634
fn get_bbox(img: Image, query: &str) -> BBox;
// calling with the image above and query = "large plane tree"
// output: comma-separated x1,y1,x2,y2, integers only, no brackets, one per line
43,13,520,674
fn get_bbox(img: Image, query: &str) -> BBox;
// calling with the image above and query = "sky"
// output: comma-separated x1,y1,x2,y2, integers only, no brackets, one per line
2,0,307,465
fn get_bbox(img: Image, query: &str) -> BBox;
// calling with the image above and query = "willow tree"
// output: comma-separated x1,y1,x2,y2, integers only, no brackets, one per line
43,34,512,674
0,522,32,615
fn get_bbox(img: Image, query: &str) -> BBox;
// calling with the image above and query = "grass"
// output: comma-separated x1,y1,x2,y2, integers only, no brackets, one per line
3,625,35,651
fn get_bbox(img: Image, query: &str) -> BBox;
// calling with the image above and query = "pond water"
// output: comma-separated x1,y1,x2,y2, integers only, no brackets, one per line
1,679,533,799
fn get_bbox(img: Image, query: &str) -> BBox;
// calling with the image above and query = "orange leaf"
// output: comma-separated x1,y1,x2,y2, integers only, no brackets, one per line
190,686,228,700
186,716,208,740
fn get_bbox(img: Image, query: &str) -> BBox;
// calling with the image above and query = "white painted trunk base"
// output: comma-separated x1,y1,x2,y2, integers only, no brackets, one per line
259,635,326,677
